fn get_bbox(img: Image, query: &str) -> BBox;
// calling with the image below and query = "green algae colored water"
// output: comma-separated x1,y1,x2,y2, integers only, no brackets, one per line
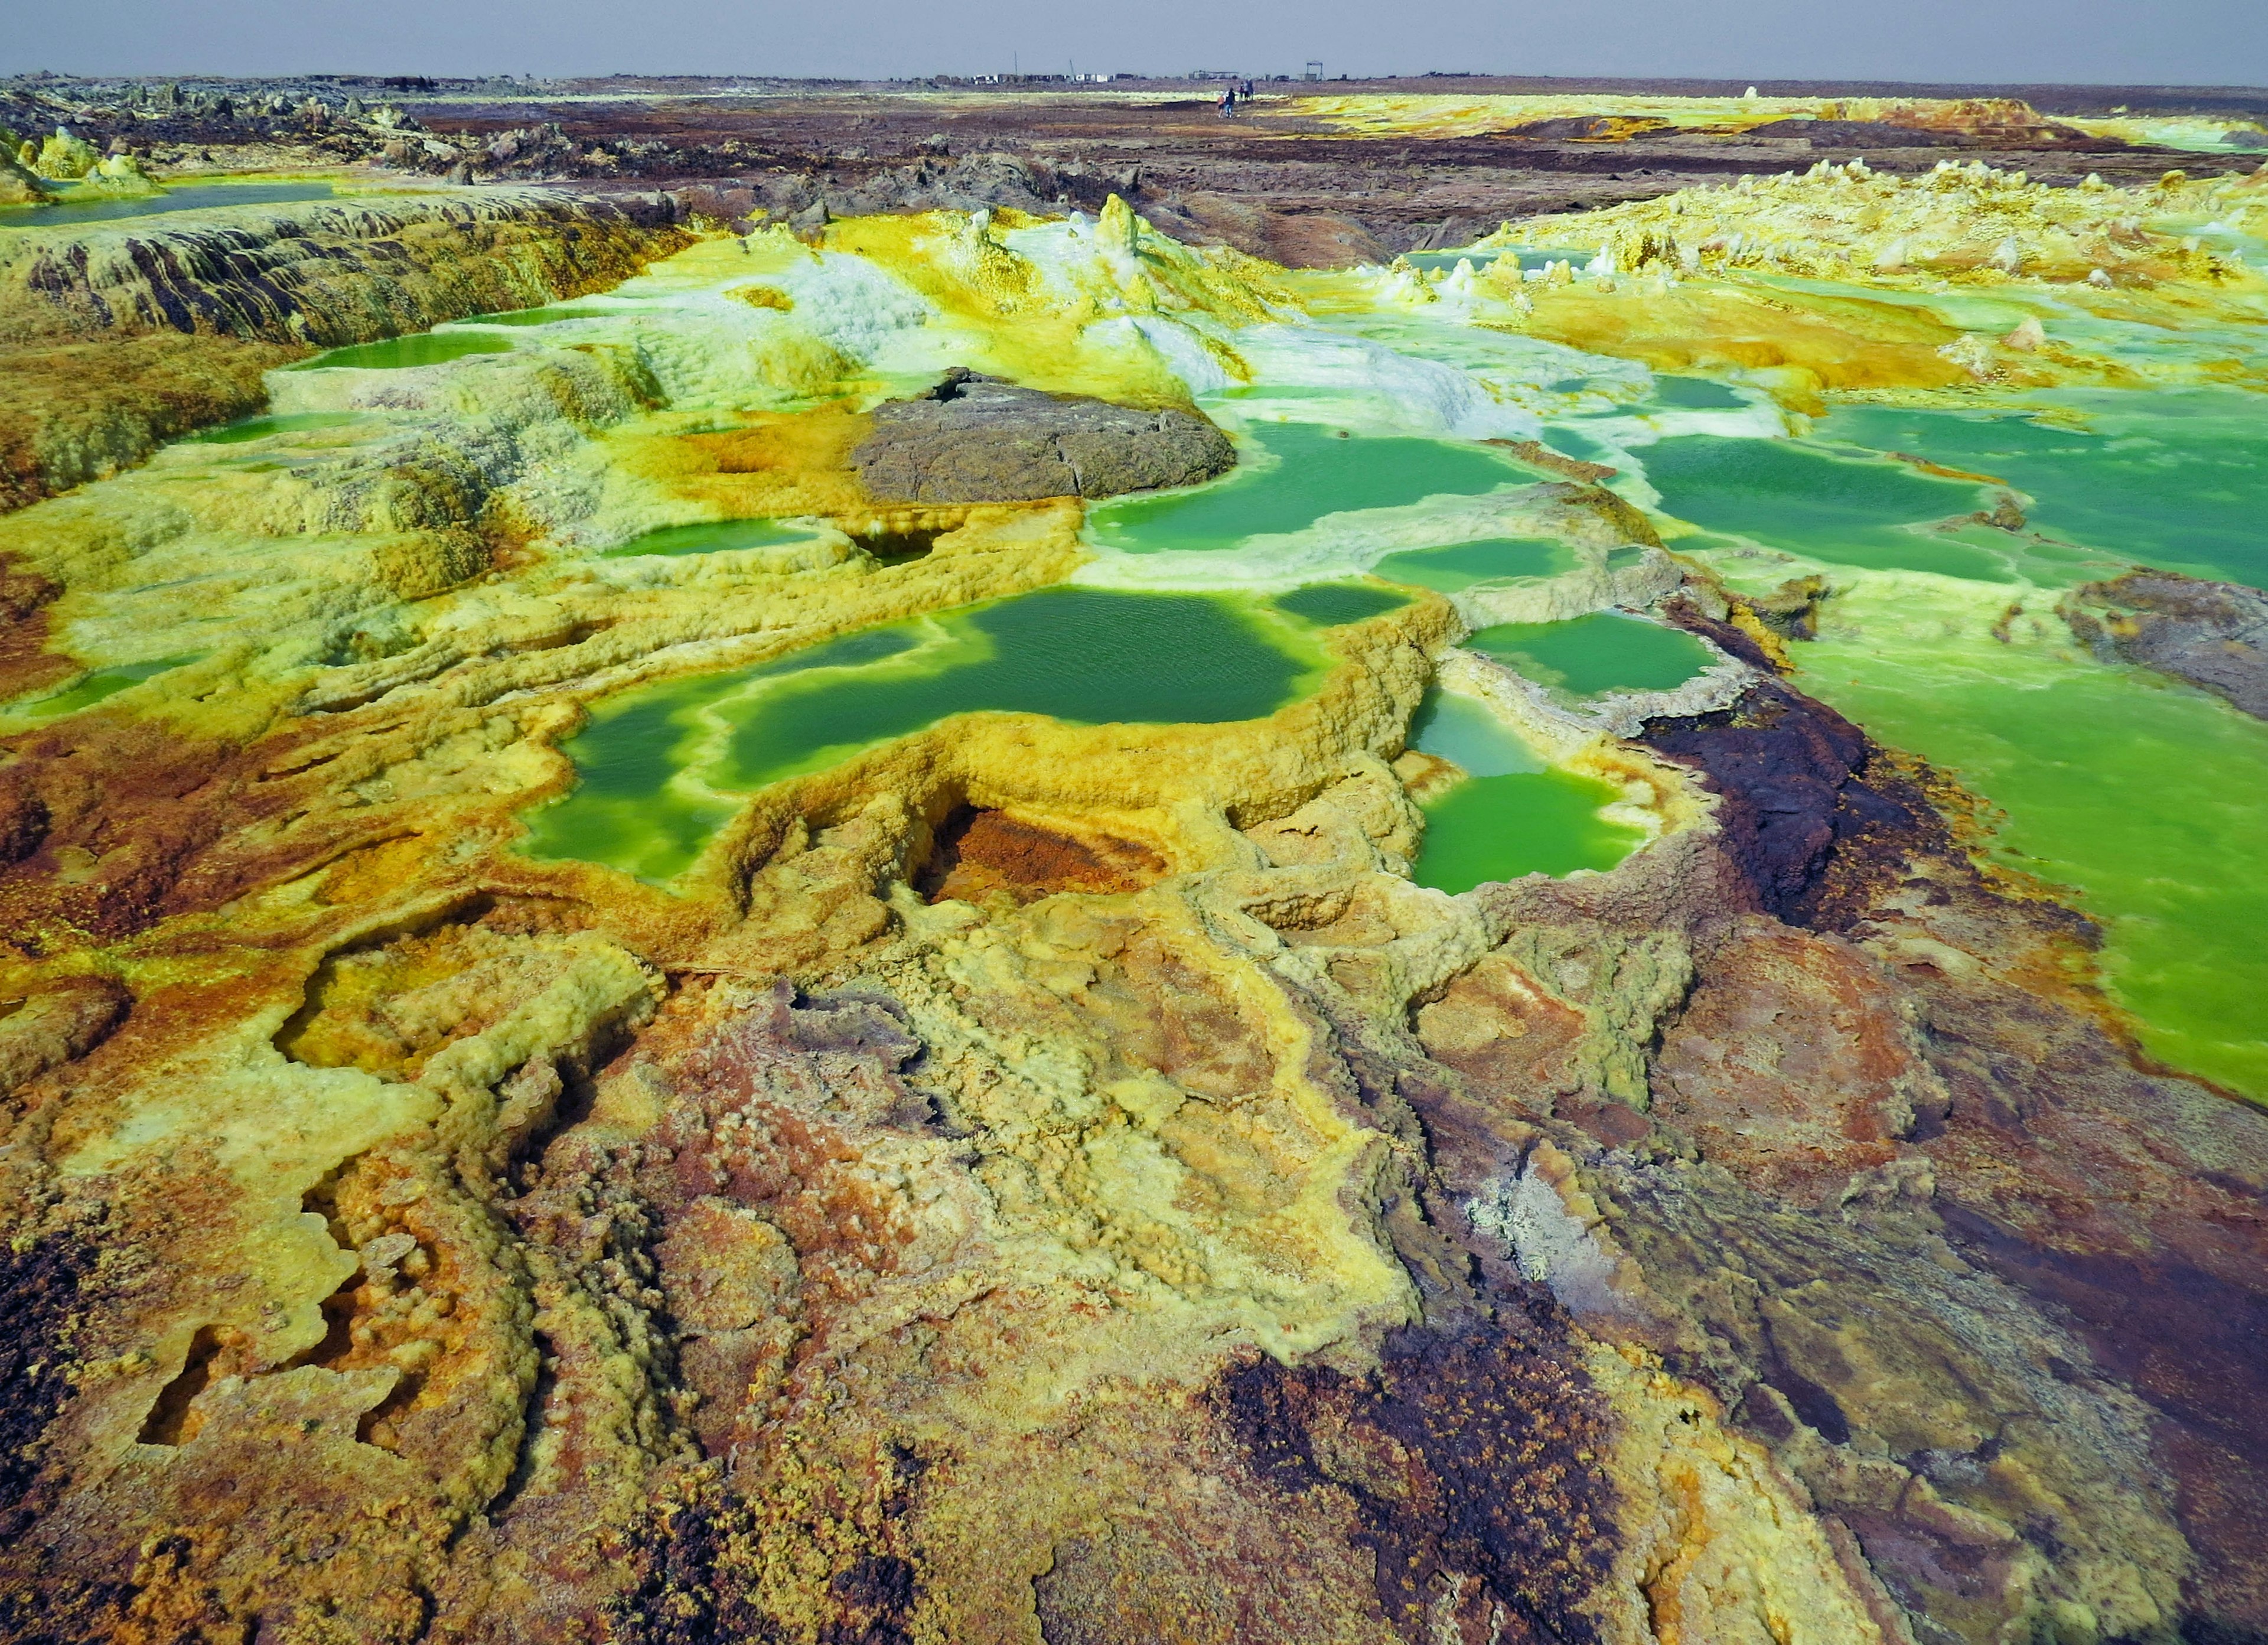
292,332,514,370
1373,536,1576,592
188,412,368,444
467,305,616,327
524,588,1329,884
1088,422,1526,553
1648,376,1749,411
1641,435,2019,582
1405,690,1641,893
1795,618,2268,1100
1634,403,2268,1101
1273,584,1410,627
1466,613,1715,697
14,655,201,719
1820,391,2268,588
0,180,335,230
599,519,809,559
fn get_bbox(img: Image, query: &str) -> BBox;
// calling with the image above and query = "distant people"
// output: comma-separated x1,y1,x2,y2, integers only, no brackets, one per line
1218,87,1236,118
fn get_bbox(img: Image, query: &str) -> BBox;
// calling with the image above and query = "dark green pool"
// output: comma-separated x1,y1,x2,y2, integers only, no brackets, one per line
1465,613,1715,697
522,587,1331,883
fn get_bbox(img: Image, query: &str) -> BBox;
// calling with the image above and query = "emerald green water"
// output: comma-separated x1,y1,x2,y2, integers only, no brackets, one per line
1373,536,1577,592
1795,617,2268,1099
1641,435,2019,582
0,180,335,230
1273,584,1411,627
1820,391,2268,588
468,305,615,327
188,412,367,444
293,333,514,370
1649,376,1749,411
523,588,1329,883
1466,613,1715,697
599,519,809,558
1088,422,1526,553
14,655,200,718
1405,690,1641,892
1630,400,2268,1098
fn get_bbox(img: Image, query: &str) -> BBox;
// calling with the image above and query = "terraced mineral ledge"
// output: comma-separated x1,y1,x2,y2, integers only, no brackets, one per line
0,77,2263,1645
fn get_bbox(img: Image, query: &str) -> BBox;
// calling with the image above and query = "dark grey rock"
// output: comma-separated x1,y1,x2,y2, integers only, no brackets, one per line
2064,571,2268,719
852,369,1235,504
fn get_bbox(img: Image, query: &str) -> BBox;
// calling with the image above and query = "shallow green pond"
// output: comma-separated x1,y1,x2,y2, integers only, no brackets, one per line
292,332,515,370
1373,536,1576,592
1796,614,2268,1099
1405,691,1641,892
1088,422,1527,553
1640,435,2017,582
1648,376,1749,411
466,305,617,327
188,412,368,444
0,180,335,230
599,519,811,558
14,655,200,719
1273,584,1411,627
523,587,1329,883
1466,613,1715,697
1819,390,2268,588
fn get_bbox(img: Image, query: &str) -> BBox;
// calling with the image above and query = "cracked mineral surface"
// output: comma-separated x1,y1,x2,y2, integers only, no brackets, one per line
0,72,2263,1645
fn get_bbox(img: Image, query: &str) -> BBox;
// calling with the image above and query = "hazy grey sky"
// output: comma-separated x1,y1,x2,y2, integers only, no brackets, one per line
7,0,2266,89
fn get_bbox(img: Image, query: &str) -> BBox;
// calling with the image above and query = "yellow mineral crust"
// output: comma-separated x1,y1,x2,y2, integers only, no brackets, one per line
1377,161,2268,406
0,195,2115,1645
1586,1343,1901,1645
1496,158,2268,289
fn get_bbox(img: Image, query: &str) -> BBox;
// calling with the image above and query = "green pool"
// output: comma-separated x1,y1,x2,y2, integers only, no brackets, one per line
1088,422,1527,553
1795,597,2268,1099
188,412,369,444
1273,584,1412,627
1819,390,2268,588
1465,613,1715,697
1373,536,1578,592
1641,434,2018,582
292,332,515,370
599,519,812,559
1405,690,1642,893
522,587,1331,883
0,180,335,230
12,655,201,719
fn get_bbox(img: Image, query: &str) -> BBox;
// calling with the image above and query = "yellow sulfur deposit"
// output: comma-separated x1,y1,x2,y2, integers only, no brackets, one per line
0,128,2260,1645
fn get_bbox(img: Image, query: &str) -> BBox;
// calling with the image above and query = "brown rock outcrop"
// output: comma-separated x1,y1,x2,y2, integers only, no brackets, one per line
852,369,1234,503
2064,570,2268,720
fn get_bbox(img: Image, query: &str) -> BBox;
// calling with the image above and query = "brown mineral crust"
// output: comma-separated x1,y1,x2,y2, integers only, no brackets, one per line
434,982,949,1636
1172,191,1392,268
1485,438,1619,483
0,974,130,1097
1218,649,2242,1640
0,709,334,946
0,553,71,702
1218,1312,1620,1644
2063,569,2268,720
915,806,1165,907
1411,954,1592,1160
1637,677,1935,924
0,1222,97,1536
1648,919,1947,1204
0,334,302,513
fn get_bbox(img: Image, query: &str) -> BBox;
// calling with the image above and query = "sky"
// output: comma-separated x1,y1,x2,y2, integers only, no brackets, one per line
5,0,2266,89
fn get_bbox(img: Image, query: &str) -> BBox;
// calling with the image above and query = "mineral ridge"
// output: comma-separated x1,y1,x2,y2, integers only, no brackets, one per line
0,74,2263,1645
